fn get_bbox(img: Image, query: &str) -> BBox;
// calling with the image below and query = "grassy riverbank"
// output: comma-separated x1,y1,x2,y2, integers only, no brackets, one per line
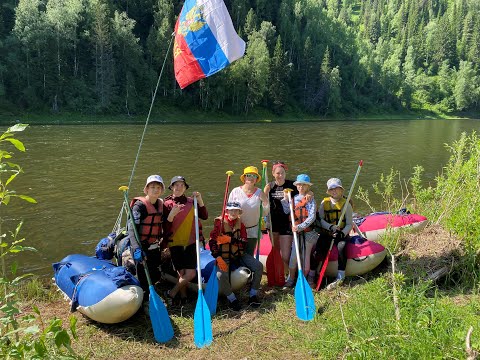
18,225,480,359
0,104,476,125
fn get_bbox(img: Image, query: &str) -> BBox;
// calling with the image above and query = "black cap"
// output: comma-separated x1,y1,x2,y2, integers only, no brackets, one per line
168,176,189,190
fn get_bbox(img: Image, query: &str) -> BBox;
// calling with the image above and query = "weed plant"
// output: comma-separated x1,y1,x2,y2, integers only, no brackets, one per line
0,124,80,359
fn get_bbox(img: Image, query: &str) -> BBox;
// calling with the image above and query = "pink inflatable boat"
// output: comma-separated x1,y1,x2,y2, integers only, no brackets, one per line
257,233,387,277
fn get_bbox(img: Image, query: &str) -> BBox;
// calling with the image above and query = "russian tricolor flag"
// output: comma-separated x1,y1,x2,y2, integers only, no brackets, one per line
173,0,246,89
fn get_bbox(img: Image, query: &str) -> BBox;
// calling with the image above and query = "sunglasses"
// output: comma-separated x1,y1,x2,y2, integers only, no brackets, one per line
244,174,258,178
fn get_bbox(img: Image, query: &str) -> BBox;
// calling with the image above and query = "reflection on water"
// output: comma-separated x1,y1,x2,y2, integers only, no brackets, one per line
3,119,480,275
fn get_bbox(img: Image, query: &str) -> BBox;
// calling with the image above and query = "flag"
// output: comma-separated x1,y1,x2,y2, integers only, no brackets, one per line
173,0,246,89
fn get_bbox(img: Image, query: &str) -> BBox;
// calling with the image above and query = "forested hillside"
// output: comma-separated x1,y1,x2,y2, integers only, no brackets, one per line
0,0,479,117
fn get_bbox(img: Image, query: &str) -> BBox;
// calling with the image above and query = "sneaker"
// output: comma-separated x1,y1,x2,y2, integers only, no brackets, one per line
326,278,343,291
282,279,294,290
248,295,261,308
163,290,177,306
228,299,241,311
307,275,315,286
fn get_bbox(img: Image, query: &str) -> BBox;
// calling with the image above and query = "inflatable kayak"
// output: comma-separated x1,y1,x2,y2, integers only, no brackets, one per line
257,233,386,277
52,254,143,324
355,213,428,241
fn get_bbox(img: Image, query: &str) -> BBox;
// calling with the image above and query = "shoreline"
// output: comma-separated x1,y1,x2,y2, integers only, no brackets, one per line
0,108,477,126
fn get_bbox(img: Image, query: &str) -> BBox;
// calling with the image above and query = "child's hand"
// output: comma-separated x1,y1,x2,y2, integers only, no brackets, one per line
305,191,314,202
168,204,184,221
193,191,204,206
329,224,339,232
264,183,271,193
133,248,145,264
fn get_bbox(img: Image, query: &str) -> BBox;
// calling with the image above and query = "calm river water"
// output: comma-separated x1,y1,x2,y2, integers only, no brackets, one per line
3,119,480,275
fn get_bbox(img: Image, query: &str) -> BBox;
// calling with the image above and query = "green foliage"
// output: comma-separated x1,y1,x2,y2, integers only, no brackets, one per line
412,132,480,253
0,124,80,359
1,0,480,115
358,131,480,282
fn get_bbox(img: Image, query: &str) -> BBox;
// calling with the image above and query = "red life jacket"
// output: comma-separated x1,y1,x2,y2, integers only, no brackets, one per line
130,197,163,244
294,196,313,232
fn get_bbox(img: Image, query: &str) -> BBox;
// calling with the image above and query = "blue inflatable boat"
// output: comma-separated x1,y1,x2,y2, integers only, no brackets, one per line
53,254,143,324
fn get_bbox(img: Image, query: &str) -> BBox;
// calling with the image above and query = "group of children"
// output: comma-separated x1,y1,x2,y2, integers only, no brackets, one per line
128,163,353,312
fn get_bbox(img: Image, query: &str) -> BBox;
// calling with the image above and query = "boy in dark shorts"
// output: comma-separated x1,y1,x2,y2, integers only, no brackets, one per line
164,176,208,305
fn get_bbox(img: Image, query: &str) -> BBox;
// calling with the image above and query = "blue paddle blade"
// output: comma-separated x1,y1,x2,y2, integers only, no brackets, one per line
194,289,213,348
149,285,174,343
294,273,316,321
205,264,219,315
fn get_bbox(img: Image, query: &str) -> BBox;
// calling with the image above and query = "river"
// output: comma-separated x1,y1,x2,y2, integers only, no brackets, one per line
3,119,480,275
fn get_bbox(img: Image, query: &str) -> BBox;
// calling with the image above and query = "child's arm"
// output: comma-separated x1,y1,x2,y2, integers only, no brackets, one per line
280,191,290,214
233,222,248,251
209,218,222,240
341,203,353,236
259,190,270,215
194,192,209,220
208,238,220,258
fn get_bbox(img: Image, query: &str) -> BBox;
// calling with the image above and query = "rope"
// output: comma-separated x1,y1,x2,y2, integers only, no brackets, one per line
111,202,128,235
127,32,175,192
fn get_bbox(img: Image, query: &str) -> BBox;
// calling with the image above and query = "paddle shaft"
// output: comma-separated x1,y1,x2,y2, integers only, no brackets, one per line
220,171,233,234
287,190,303,273
194,196,202,290
123,191,153,286
316,160,363,291
263,161,274,244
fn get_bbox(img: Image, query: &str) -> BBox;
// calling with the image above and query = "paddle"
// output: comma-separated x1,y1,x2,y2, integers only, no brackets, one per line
119,186,174,343
264,160,285,287
255,163,267,261
193,196,213,348
315,160,364,291
285,189,316,321
205,170,234,315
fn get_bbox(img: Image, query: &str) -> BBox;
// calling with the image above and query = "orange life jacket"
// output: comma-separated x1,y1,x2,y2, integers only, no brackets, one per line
130,197,163,245
294,196,313,232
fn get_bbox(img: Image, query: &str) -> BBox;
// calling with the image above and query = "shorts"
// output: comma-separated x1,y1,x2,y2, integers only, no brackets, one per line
301,230,319,244
271,213,292,235
170,244,196,271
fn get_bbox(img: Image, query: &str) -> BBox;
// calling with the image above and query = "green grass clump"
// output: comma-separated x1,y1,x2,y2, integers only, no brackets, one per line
309,277,480,359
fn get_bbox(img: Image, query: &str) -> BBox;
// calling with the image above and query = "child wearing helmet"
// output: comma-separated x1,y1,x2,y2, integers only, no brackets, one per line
228,166,269,256
128,175,166,298
163,176,208,305
209,201,264,310
280,174,317,288
312,177,353,290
